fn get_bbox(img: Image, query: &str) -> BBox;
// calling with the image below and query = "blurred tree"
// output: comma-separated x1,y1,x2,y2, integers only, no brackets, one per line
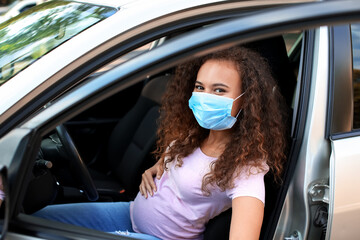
0,0,16,7
0,1,115,84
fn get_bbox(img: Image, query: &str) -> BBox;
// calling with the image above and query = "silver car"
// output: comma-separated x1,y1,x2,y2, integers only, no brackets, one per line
0,0,359,239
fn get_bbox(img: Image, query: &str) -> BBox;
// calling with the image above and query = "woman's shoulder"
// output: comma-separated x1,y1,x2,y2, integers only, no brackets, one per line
226,161,268,202
240,160,269,177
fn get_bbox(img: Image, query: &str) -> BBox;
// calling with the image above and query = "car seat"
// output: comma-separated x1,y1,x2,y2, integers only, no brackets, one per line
89,74,170,200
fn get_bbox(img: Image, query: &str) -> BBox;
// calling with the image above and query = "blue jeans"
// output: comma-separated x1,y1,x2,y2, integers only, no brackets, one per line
33,202,160,239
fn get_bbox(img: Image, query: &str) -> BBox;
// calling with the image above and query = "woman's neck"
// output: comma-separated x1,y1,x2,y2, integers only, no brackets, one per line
200,129,231,157
207,129,231,144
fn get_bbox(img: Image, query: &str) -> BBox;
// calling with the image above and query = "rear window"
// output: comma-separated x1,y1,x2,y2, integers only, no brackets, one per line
0,1,116,85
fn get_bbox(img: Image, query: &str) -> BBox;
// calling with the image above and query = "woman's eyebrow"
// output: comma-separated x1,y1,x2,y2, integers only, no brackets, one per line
195,81,229,88
213,83,229,88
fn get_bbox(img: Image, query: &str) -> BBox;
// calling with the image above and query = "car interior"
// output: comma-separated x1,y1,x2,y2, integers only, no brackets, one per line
20,29,302,239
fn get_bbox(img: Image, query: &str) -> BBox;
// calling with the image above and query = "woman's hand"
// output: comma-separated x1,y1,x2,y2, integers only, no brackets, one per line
139,160,164,199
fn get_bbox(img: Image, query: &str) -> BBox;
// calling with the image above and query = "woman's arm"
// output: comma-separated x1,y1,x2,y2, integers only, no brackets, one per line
229,196,264,240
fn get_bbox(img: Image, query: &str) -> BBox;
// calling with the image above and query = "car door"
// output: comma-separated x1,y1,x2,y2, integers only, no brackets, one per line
1,1,360,240
327,23,360,239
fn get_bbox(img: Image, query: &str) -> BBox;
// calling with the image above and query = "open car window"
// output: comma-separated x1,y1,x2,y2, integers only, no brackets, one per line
19,30,303,239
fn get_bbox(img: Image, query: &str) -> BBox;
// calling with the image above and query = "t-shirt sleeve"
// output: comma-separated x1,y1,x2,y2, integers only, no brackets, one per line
225,165,269,204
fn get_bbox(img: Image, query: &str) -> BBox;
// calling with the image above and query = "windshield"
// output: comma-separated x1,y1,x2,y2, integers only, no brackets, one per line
0,1,116,85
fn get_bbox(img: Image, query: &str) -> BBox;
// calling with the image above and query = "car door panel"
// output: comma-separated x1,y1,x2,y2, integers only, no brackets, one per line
327,22,360,240
329,137,360,239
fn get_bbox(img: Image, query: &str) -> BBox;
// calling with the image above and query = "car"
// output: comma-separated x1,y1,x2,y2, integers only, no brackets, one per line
0,0,359,239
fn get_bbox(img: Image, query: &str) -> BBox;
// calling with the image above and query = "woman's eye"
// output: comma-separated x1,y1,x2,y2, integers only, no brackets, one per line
214,88,225,93
195,85,204,90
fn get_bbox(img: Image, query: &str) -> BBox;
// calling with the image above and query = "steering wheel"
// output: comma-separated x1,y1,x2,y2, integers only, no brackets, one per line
55,125,99,201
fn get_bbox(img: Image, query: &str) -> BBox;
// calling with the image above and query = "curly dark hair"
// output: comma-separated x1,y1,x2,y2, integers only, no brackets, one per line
154,46,289,194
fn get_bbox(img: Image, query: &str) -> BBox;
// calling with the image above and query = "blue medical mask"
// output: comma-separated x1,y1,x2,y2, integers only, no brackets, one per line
188,92,245,130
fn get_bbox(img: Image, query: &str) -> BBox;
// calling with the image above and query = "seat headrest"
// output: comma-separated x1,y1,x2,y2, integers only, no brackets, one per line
141,75,171,105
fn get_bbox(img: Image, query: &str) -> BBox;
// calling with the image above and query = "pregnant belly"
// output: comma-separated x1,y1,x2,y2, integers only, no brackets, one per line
130,190,203,240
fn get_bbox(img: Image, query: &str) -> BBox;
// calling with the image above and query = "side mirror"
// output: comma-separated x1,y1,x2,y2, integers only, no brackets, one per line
0,166,9,240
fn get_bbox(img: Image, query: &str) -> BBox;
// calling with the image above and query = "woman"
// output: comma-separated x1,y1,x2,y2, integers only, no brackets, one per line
34,46,288,239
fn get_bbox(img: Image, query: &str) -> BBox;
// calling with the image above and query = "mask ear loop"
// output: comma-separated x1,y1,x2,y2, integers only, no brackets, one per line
233,91,246,119
234,91,246,101
235,109,242,118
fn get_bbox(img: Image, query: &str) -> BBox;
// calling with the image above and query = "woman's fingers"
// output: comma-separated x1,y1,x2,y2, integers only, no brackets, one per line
140,169,156,197
144,170,156,195
139,161,164,198
139,182,148,199
146,169,158,192
156,164,164,179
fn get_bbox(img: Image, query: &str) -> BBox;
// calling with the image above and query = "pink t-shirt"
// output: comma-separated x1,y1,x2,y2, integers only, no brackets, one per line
130,147,268,240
